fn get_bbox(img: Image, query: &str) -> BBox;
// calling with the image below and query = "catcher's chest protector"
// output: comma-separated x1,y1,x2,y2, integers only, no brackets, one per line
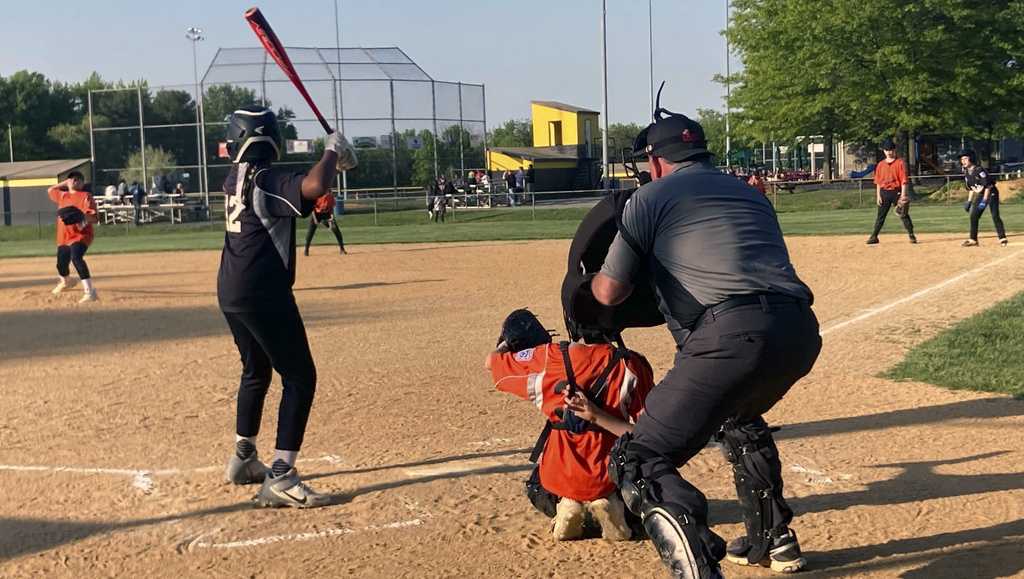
561,189,665,335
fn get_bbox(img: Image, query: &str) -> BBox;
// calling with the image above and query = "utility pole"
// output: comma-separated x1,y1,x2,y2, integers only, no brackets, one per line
725,0,732,167
6,124,12,163
601,0,610,192
186,26,206,206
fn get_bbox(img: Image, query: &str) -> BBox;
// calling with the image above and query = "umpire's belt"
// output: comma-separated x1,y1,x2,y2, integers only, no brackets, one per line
703,293,805,321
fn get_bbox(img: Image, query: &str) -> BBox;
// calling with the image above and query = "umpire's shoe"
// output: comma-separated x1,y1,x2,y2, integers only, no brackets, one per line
226,452,267,485
725,529,806,574
254,467,331,508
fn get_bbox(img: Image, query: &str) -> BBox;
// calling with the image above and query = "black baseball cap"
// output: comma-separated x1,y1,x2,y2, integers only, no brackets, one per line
640,114,710,163
880,138,896,150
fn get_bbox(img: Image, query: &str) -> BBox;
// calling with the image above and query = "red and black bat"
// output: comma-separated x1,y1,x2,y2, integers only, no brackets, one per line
244,7,334,134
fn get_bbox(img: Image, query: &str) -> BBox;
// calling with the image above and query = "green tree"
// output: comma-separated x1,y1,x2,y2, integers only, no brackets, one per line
120,146,177,185
489,119,532,147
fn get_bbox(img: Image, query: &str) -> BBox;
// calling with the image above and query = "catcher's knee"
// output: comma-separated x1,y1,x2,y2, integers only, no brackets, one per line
525,466,559,518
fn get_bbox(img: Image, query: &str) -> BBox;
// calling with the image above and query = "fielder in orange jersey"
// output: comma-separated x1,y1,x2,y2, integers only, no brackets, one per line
47,171,99,302
303,192,346,256
486,309,655,541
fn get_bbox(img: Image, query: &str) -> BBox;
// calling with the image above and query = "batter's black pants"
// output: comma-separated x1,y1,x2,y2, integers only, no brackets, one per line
629,298,821,530
223,305,317,451
969,194,1007,241
304,213,345,253
56,242,91,280
870,188,914,239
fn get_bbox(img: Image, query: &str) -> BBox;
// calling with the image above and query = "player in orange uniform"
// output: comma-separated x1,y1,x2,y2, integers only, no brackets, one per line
866,138,916,245
47,171,99,302
486,310,655,541
302,192,346,256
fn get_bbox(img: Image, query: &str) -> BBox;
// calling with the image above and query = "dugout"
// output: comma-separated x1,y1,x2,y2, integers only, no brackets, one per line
0,159,92,226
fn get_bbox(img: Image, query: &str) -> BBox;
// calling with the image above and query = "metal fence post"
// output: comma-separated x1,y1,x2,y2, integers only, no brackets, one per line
37,211,42,239
373,199,378,225
531,193,536,220
858,179,863,207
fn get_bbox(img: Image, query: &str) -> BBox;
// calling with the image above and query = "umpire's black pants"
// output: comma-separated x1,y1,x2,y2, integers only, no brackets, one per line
969,193,1007,241
629,298,821,527
56,242,91,280
871,188,914,239
223,304,317,451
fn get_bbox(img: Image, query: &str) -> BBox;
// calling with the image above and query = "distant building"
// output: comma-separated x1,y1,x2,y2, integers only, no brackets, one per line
0,159,92,226
486,101,601,191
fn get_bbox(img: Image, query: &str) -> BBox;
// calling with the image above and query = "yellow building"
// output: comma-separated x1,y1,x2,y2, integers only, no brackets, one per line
486,101,600,191
0,158,91,226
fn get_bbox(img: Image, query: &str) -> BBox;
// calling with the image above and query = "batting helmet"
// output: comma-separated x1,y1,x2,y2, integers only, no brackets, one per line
957,149,977,163
225,106,281,163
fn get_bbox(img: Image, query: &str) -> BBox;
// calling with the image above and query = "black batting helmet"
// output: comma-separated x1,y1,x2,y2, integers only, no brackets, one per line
957,149,977,163
225,106,281,163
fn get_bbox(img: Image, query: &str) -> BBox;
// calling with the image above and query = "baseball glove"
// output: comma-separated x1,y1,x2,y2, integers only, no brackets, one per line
895,197,909,217
496,309,553,353
57,205,86,226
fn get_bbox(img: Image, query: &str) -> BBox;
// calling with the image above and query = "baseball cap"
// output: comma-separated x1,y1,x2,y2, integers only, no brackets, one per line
641,114,710,163
880,138,896,150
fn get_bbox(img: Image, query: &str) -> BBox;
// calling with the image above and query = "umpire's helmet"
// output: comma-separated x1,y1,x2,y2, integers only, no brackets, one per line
225,106,281,163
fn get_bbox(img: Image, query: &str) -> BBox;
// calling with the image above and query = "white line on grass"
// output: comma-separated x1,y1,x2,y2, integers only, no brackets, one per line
820,248,1024,336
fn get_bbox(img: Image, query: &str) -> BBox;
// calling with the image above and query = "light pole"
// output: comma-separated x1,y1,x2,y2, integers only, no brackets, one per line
724,0,732,167
600,0,610,193
648,0,654,114
186,26,207,209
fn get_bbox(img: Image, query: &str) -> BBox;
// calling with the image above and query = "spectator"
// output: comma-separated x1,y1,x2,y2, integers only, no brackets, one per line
526,164,535,195
466,170,477,186
174,182,186,197
104,184,117,198
130,181,146,225
515,167,525,192
116,179,128,203
747,171,767,195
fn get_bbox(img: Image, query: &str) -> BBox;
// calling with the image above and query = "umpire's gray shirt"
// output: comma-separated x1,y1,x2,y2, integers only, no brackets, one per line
601,161,812,336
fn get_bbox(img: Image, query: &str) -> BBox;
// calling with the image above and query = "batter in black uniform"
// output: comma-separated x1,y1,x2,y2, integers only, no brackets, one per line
219,106,358,508
959,149,1008,247
591,106,821,577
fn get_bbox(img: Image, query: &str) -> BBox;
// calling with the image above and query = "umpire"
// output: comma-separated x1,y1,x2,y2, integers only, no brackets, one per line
591,109,821,577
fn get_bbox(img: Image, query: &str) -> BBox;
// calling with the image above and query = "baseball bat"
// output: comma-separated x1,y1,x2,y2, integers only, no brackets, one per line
244,7,334,134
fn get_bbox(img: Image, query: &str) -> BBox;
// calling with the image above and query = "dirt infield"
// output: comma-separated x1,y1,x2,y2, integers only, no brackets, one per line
1,233,1023,578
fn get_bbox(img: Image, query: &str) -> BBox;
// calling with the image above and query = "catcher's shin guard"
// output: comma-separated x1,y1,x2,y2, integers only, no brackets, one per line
717,417,795,564
610,434,726,578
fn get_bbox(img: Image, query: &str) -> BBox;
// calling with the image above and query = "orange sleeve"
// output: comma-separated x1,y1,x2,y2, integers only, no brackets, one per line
625,354,656,420
48,186,62,204
897,160,908,185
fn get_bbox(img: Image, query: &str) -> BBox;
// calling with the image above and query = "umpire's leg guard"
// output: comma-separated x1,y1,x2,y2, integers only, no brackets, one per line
610,433,726,579
718,417,804,571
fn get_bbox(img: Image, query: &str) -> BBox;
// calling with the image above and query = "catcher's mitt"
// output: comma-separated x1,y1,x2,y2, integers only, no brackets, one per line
57,205,86,226
497,309,553,353
895,197,909,217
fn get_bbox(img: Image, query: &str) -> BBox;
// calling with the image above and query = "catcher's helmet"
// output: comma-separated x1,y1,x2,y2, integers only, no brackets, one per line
225,106,281,163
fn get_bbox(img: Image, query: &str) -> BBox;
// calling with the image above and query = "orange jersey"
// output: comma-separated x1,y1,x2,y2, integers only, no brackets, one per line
491,343,655,501
48,187,96,247
874,158,908,190
313,194,335,214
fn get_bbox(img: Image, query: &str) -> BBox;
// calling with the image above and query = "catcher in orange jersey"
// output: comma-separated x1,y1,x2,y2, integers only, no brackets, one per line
303,193,346,255
485,309,655,541
47,171,99,302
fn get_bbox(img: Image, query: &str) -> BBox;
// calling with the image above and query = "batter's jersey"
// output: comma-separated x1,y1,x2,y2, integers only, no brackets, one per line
491,343,655,502
48,188,96,247
217,163,313,313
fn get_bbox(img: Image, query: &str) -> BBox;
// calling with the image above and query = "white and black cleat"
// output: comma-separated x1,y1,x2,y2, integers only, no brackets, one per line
725,530,807,574
254,467,331,509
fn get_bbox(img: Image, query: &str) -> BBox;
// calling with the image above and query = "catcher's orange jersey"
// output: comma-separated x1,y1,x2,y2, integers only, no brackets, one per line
313,194,335,214
491,343,654,502
48,187,96,247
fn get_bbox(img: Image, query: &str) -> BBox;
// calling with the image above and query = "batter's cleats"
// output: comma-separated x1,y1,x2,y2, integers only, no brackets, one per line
725,530,806,574
51,278,76,294
909,234,918,244
865,237,879,245
961,239,979,247
225,452,267,485
587,494,631,541
1000,238,1009,247
78,290,98,303
254,467,331,508
551,498,585,541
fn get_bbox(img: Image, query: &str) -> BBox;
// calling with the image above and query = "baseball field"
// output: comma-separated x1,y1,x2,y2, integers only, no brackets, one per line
1,230,1023,578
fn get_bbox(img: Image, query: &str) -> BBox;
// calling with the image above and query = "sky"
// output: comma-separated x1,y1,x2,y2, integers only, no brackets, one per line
1,0,735,128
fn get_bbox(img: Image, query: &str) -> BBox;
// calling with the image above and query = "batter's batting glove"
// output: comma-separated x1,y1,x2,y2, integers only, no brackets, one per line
326,132,358,172
978,200,987,211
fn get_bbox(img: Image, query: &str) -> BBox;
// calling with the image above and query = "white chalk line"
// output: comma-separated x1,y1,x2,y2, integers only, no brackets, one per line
820,248,1024,336
191,518,425,550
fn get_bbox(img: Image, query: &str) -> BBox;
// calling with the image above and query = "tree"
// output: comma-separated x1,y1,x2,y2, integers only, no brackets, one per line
120,146,177,186
489,119,532,147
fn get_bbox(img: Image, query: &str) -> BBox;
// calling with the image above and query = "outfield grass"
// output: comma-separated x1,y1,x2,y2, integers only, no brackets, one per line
886,292,1024,398
2,198,1019,259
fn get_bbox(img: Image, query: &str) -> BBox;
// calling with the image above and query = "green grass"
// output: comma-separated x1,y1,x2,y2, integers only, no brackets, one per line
2,195,1019,258
885,292,1024,398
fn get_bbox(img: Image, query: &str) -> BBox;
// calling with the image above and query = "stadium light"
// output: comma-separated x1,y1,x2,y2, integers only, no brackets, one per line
186,26,207,208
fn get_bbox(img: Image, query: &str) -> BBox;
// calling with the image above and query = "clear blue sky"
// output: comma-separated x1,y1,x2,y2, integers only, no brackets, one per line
1,0,735,127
